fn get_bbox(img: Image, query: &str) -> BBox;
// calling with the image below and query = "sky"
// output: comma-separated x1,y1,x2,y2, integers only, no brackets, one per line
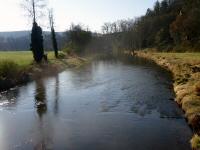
0,0,159,32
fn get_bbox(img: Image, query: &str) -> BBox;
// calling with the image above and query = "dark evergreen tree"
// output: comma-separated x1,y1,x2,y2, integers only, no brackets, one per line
51,28,58,58
160,0,169,13
30,22,44,62
21,0,46,62
154,1,161,15
49,9,58,58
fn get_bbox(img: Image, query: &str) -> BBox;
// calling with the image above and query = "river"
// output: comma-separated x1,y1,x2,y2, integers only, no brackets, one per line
0,57,192,150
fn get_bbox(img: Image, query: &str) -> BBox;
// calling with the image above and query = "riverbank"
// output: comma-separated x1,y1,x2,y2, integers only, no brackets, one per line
0,51,87,92
135,51,200,150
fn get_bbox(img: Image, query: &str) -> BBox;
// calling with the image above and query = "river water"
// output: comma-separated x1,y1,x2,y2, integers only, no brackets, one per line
0,57,192,150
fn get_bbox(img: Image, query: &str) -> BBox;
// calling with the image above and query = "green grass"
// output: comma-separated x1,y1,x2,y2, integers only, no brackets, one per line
0,51,57,79
0,51,55,67
0,51,87,91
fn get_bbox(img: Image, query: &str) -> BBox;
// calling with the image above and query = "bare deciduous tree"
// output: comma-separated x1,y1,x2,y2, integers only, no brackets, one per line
21,0,46,23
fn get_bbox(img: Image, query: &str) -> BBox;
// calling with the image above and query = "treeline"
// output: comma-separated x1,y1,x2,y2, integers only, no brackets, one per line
0,32,65,51
101,0,200,52
0,36,29,50
3,0,199,54
64,24,92,54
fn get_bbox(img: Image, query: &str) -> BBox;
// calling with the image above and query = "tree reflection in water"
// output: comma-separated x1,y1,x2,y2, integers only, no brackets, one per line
35,79,47,118
34,79,53,149
54,75,59,115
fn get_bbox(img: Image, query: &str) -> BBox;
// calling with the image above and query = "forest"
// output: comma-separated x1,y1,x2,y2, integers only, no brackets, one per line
99,0,200,52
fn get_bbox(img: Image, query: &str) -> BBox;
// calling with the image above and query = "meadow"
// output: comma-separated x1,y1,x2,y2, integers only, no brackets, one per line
154,52,200,64
0,51,55,67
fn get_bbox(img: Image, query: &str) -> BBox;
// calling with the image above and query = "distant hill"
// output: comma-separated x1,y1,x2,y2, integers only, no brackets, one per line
0,31,67,51
0,31,31,39
0,31,64,38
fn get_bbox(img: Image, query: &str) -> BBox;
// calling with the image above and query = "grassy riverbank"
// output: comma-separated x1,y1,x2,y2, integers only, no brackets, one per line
135,51,200,150
0,51,87,91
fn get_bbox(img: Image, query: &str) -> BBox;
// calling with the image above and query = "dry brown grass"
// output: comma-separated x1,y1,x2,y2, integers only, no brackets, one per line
175,87,193,104
136,51,200,149
191,134,200,150
195,82,200,96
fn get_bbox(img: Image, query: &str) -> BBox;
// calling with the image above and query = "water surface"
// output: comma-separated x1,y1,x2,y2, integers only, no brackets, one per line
0,57,192,150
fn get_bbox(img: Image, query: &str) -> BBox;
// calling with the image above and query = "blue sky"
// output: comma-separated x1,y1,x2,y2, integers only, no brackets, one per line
0,0,159,32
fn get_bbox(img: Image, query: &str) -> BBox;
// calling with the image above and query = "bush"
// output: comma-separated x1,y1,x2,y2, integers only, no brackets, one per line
172,45,190,52
191,134,200,150
0,61,19,78
63,46,73,55
58,52,66,59
194,40,200,52
68,24,92,54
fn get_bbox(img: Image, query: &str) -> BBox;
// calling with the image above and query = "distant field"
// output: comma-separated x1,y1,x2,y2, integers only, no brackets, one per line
0,51,55,67
154,52,200,64
155,52,200,60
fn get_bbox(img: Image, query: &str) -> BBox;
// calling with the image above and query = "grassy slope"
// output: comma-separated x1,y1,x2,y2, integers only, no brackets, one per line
0,51,54,91
0,51,85,68
0,51,87,91
0,51,55,67
136,51,200,150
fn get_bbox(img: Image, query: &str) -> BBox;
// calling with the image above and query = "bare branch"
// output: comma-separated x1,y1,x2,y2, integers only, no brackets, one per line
21,0,47,22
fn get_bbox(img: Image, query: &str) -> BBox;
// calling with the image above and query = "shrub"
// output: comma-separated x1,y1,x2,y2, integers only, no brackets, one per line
0,61,19,78
63,46,73,55
191,134,200,150
58,52,66,59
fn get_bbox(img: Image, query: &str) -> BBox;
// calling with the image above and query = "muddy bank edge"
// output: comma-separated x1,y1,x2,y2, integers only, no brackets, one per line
134,51,200,150
0,56,88,92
